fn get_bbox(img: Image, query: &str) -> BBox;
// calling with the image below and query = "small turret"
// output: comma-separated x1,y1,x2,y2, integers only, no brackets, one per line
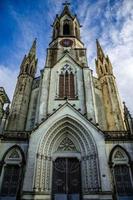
95,40,125,131
0,87,10,124
96,40,113,77
6,39,38,131
123,102,133,134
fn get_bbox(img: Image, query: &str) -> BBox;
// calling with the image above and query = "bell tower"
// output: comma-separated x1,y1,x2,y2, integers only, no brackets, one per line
46,2,87,68
95,40,125,131
52,2,81,40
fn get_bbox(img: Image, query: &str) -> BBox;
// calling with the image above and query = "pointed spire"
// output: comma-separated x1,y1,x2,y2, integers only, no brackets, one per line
123,102,131,117
29,38,37,57
20,54,27,68
60,1,73,18
96,39,105,61
123,102,133,133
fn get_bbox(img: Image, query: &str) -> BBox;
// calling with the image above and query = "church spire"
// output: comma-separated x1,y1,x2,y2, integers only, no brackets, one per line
123,102,133,134
95,40,125,131
96,39,105,62
19,39,38,77
28,38,37,57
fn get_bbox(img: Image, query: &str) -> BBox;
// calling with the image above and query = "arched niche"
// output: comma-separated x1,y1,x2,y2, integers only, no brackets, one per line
109,146,133,198
0,145,25,198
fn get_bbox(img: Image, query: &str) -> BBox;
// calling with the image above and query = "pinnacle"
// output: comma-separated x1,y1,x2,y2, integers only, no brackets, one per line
96,39,105,59
29,38,37,56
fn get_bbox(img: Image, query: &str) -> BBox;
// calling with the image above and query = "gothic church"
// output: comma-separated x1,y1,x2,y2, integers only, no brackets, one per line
0,3,133,200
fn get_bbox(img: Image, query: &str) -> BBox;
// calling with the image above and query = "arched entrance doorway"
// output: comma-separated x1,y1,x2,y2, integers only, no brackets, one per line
34,117,100,195
52,157,81,200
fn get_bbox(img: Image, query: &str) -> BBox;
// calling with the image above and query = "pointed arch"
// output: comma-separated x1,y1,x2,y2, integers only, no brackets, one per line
1,145,25,164
0,145,25,197
59,73,64,98
63,21,70,35
109,145,133,197
34,117,101,194
109,145,131,165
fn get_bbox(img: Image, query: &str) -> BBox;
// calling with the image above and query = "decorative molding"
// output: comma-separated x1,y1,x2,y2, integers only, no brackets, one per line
34,117,101,193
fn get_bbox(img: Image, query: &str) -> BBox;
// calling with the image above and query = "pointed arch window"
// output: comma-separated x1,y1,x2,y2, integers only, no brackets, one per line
63,23,70,35
110,147,133,198
0,147,24,197
1,165,21,196
59,73,64,98
59,70,75,99
114,164,133,195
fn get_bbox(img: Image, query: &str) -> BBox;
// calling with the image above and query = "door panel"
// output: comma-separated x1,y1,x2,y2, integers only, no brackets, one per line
52,158,81,200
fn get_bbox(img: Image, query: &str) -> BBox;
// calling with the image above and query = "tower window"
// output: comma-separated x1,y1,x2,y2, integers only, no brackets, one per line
59,71,75,99
63,23,70,35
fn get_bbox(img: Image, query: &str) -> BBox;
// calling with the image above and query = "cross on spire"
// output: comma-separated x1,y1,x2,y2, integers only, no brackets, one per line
62,1,70,6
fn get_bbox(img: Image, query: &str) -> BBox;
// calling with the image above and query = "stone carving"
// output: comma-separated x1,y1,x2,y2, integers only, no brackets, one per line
57,137,77,151
114,150,124,159
9,149,20,159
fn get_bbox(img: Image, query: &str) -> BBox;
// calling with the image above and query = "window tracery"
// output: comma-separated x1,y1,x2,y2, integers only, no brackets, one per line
57,137,77,151
58,64,76,99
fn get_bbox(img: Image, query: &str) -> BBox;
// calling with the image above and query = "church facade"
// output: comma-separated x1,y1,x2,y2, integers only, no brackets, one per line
0,3,133,200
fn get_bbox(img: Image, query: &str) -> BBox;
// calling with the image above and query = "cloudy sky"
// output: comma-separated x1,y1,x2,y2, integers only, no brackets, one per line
0,0,133,113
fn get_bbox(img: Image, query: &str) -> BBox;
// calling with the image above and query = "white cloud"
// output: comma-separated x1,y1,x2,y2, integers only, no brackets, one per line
0,65,18,101
102,0,133,113
78,0,133,114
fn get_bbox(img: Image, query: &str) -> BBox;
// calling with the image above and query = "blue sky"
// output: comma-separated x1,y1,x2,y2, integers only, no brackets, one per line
0,0,133,113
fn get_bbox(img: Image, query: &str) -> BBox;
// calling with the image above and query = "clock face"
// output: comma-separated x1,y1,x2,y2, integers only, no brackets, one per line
60,39,73,47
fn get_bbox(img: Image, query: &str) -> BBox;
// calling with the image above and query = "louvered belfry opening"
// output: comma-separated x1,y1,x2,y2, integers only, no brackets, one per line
52,157,81,200
63,23,70,35
1,165,21,196
59,71,75,99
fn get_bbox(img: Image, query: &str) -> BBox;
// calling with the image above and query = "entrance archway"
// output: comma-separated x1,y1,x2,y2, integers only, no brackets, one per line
35,117,100,194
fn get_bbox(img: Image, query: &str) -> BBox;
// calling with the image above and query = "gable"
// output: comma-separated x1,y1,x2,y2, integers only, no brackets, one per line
32,103,104,142
52,53,83,72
